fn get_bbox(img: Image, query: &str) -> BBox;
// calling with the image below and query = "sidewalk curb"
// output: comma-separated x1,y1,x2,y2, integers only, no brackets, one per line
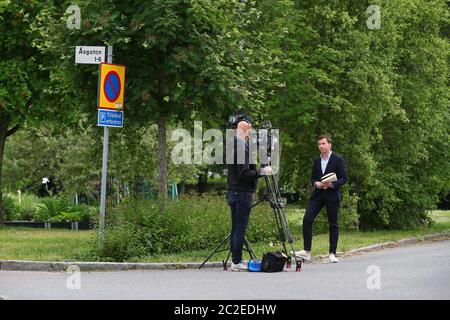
304,232,450,264
1,232,449,272
0,260,225,272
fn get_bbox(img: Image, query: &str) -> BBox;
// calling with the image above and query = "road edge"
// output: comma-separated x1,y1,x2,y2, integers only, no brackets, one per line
1,232,449,272
310,232,450,263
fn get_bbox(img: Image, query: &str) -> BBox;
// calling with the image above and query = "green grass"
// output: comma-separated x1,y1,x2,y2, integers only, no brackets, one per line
0,210,449,262
0,227,94,261
135,221,450,263
429,210,450,223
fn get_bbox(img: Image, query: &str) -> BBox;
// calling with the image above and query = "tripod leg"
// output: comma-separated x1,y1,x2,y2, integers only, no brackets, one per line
244,237,257,261
265,174,302,271
199,233,231,269
223,250,232,270
288,239,302,271
282,240,291,268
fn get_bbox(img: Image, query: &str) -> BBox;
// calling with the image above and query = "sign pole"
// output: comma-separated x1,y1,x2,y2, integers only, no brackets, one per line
99,45,113,244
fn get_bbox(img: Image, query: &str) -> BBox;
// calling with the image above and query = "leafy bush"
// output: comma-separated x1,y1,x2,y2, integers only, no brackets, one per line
34,195,71,221
313,190,359,234
3,192,44,220
68,204,96,222
17,194,44,221
50,205,96,223
51,211,81,222
3,194,19,221
3,192,97,223
94,195,276,261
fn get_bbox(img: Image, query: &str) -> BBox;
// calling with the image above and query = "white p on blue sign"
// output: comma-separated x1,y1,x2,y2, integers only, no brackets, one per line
98,109,123,128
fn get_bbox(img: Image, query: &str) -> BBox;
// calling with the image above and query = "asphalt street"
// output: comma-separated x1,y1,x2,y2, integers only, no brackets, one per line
1,240,449,300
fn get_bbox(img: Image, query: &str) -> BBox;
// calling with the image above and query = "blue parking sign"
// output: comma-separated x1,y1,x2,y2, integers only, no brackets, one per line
98,109,123,128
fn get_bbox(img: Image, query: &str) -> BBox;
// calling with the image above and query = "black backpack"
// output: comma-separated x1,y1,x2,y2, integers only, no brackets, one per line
261,251,288,272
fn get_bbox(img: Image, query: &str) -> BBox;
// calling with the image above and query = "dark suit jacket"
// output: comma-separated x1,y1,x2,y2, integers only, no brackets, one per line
310,152,347,202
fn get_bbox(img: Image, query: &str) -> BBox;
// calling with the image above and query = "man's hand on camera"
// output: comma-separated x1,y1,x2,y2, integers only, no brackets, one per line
260,166,272,175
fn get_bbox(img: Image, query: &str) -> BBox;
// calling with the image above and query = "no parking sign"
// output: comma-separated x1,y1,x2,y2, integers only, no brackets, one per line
97,63,126,110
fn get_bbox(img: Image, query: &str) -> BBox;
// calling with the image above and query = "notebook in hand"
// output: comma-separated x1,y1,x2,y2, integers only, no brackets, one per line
321,172,337,183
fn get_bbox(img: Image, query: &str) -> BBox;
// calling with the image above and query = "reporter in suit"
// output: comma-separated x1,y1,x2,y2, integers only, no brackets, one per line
295,134,347,263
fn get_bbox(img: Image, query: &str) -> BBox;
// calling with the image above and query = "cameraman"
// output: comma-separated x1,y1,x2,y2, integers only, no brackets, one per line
227,113,272,272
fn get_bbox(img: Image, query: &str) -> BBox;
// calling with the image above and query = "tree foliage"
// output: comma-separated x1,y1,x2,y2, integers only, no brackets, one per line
0,0,78,222
1,0,448,229
261,0,449,229
34,0,272,203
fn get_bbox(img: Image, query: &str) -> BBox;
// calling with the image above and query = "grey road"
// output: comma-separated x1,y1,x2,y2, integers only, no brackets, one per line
1,240,449,300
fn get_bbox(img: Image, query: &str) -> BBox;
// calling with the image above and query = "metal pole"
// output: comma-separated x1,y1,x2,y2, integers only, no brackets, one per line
99,45,113,244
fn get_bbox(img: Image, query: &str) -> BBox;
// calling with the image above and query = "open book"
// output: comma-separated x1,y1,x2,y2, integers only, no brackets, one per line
321,172,337,183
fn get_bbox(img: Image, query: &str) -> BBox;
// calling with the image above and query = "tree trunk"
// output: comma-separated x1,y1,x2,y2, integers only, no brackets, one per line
0,117,11,224
157,115,167,204
197,168,208,195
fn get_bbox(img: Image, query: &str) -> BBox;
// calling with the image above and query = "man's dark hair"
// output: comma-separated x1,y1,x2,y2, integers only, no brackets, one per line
317,134,332,144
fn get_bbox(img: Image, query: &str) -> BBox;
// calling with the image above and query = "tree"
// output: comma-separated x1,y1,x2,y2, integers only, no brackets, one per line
3,122,99,196
256,0,449,229
0,0,69,223
38,0,271,207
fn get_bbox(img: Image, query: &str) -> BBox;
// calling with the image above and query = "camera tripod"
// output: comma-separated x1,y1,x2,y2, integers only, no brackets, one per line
198,231,257,270
199,173,302,272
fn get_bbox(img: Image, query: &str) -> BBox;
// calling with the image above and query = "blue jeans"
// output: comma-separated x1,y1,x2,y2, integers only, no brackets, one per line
227,190,253,264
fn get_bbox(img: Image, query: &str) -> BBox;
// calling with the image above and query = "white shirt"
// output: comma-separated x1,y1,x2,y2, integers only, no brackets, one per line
320,151,332,175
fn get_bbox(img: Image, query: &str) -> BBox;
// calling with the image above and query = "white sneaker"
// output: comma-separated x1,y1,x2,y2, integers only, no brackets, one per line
231,262,248,272
329,253,339,263
294,250,311,261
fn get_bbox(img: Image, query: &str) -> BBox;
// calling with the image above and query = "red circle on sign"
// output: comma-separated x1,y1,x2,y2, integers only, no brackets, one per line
103,71,121,103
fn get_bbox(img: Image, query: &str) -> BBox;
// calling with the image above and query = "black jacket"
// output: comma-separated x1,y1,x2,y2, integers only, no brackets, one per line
310,152,347,201
227,137,259,192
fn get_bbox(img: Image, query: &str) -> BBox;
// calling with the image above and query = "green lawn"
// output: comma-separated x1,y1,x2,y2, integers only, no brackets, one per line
0,227,94,262
136,220,450,263
429,210,450,223
0,210,449,262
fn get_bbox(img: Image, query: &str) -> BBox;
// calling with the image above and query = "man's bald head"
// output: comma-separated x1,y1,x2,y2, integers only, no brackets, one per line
237,120,251,130
236,120,252,140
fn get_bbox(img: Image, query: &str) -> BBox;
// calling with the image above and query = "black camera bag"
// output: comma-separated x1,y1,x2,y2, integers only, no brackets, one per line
261,251,287,272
